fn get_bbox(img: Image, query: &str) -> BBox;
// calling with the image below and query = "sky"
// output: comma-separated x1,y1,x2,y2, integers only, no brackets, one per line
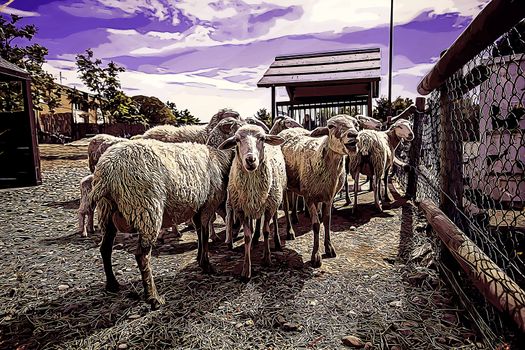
3,0,490,121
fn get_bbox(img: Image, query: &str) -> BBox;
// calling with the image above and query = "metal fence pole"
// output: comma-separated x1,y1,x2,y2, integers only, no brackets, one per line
406,97,425,199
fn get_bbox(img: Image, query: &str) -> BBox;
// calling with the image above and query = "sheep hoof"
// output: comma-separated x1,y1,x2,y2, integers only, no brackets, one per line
148,295,165,311
286,231,296,240
325,244,337,258
105,280,120,293
345,199,352,206
311,253,322,268
291,215,299,225
240,271,251,283
201,262,216,275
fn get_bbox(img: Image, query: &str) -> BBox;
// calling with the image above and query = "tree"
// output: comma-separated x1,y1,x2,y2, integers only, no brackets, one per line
373,96,414,121
0,14,60,112
75,49,146,124
165,100,200,125
254,108,272,128
132,95,176,125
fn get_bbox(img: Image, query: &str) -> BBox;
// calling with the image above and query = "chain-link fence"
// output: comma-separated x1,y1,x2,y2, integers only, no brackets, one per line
393,4,525,345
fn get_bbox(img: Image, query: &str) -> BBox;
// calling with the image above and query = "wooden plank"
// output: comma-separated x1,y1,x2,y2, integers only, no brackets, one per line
265,59,380,76
271,51,380,68
258,70,380,87
293,84,370,98
420,199,525,333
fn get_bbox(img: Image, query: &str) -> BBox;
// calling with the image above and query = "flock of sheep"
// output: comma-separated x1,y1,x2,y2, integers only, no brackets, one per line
76,109,414,310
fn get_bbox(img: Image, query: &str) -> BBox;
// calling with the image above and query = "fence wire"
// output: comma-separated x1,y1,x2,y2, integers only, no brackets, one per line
395,20,525,343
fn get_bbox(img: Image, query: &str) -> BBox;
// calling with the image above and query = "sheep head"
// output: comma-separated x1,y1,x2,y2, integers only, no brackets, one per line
311,114,360,155
206,117,246,147
390,119,414,141
207,108,241,131
218,124,284,172
269,116,303,135
357,115,382,130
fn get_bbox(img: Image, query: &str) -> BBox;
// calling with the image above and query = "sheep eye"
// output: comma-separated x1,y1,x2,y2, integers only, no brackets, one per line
327,124,335,129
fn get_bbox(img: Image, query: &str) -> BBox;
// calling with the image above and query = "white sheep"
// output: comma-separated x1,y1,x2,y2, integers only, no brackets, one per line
342,115,383,204
141,108,240,144
89,139,234,310
87,134,127,172
279,115,361,267
349,119,414,212
218,124,286,281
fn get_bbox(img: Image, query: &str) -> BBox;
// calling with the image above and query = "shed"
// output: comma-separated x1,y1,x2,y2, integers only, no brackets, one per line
0,57,41,188
257,48,381,129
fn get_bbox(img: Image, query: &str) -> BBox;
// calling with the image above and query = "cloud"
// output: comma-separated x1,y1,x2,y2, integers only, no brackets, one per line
2,6,40,17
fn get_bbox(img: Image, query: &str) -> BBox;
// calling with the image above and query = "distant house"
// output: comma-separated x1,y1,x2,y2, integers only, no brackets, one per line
39,84,103,125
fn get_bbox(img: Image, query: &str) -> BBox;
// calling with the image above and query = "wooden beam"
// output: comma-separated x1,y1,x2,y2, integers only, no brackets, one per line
367,82,373,117
439,87,463,216
420,199,525,333
271,86,276,124
22,79,41,185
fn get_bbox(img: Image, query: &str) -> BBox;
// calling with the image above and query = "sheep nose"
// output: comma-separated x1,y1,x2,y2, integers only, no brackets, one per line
246,154,256,164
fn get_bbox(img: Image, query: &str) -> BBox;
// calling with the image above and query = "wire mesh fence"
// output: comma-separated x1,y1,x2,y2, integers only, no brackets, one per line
394,17,525,344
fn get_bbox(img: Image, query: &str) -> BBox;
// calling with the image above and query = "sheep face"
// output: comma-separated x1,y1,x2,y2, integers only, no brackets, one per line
219,125,284,172
357,115,382,130
392,119,414,141
311,114,360,155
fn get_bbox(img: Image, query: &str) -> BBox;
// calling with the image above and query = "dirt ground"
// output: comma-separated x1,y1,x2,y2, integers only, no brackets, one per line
0,144,488,349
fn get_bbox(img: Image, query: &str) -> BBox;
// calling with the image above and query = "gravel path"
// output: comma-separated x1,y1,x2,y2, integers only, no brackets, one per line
0,154,487,349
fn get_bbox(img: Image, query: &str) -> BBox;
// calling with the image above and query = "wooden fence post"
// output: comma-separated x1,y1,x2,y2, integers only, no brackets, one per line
406,97,425,199
439,88,463,217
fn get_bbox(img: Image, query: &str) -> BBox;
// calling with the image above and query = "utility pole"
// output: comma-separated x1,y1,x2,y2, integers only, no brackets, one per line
388,0,394,117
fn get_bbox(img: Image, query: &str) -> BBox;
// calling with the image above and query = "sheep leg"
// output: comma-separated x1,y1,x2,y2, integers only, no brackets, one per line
100,210,119,293
225,205,234,250
262,212,272,266
352,171,359,215
77,211,86,237
322,200,336,258
200,217,215,274
367,176,373,192
374,175,383,212
383,166,392,202
308,201,322,268
290,192,299,224
345,156,351,205
253,218,262,246
241,215,253,282
135,243,164,310
272,211,282,251
86,207,95,234
283,191,296,240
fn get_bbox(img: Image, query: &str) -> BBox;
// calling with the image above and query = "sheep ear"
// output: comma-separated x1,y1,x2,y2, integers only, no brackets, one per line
218,136,237,150
264,135,285,146
310,127,329,137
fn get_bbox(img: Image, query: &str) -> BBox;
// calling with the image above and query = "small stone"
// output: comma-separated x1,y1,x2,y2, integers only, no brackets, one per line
282,322,302,332
341,335,365,348
364,342,373,350
114,243,124,250
309,299,319,306
35,269,43,274
389,300,402,308
350,226,357,231
117,344,128,349
235,322,243,329
245,319,254,326
128,314,141,320
58,284,70,291
116,270,123,275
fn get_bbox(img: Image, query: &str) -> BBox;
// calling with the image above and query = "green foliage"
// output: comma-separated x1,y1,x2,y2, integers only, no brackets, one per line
0,14,61,112
75,49,146,124
165,101,200,125
373,96,414,121
254,108,272,128
132,95,176,125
